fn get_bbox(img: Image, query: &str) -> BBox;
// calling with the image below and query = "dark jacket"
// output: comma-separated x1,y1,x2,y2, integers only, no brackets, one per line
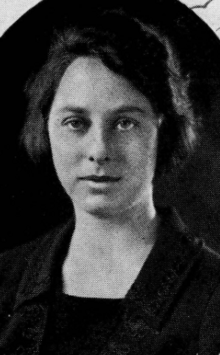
0,208,219,355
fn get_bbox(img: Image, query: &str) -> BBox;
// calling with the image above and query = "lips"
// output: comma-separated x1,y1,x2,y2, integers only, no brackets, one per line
79,175,121,183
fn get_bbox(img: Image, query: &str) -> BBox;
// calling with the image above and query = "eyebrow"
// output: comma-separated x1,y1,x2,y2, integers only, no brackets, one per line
59,107,88,114
114,106,147,114
59,105,147,115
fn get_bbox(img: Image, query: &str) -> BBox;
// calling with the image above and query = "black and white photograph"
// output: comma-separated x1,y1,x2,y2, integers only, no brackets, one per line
0,0,220,354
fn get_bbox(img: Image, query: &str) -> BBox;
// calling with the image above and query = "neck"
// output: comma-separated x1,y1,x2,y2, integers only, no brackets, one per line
62,195,159,298
70,196,158,261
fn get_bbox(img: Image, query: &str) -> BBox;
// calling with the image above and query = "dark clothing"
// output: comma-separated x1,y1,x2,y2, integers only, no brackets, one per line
0,208,219,354
41,294,122,355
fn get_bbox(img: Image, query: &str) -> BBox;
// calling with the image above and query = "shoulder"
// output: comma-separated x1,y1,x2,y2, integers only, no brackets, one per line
0,218,73,278
157,206,220,307
0,236,43,312
0,236,42,330
0,237,41,289
160,206,220,279
181,225,220,297
194,243,220,318
156,208,220,349
199,243,220,279
198,250,220,352
0,219,73,312
174,213,220,348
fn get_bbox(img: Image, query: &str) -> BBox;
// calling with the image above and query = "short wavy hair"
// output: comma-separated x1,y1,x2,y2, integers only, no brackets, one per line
21,9,199,179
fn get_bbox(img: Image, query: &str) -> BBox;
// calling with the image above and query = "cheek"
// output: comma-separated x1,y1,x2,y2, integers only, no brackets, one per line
49,124,82,163
50,138,82,180
124,131,158,166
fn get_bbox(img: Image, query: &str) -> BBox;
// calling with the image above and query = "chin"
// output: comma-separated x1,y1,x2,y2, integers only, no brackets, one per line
80,196,124,218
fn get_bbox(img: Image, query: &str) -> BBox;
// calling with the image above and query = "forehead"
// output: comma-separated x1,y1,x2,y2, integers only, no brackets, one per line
51,56,152,111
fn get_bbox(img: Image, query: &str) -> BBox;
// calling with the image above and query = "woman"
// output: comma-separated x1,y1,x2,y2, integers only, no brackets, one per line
0,2,220,354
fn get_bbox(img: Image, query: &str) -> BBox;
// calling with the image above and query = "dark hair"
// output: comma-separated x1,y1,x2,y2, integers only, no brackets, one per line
21,10,199,178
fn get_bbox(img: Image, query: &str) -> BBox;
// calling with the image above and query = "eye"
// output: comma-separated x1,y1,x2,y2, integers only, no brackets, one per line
62,117,88,131
116,118,137,131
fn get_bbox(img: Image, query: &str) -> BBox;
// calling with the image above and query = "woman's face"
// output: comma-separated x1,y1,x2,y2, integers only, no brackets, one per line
48,56,161,217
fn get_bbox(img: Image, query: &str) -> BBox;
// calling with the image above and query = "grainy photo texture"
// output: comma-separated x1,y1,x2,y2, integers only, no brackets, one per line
0,0,220,354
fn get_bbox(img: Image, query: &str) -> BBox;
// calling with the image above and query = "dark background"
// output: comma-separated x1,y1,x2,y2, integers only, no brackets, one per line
0,0,220,252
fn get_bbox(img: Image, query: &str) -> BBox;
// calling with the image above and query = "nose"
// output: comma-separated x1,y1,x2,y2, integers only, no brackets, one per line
88,127,111,164
89,155,110,163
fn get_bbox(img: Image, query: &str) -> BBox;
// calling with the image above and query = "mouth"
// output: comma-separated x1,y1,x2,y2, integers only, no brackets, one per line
79,175,121,183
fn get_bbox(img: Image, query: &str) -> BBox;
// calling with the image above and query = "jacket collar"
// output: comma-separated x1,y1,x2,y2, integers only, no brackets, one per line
14,218,75,310
124,207,203,331
14,207,203,331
